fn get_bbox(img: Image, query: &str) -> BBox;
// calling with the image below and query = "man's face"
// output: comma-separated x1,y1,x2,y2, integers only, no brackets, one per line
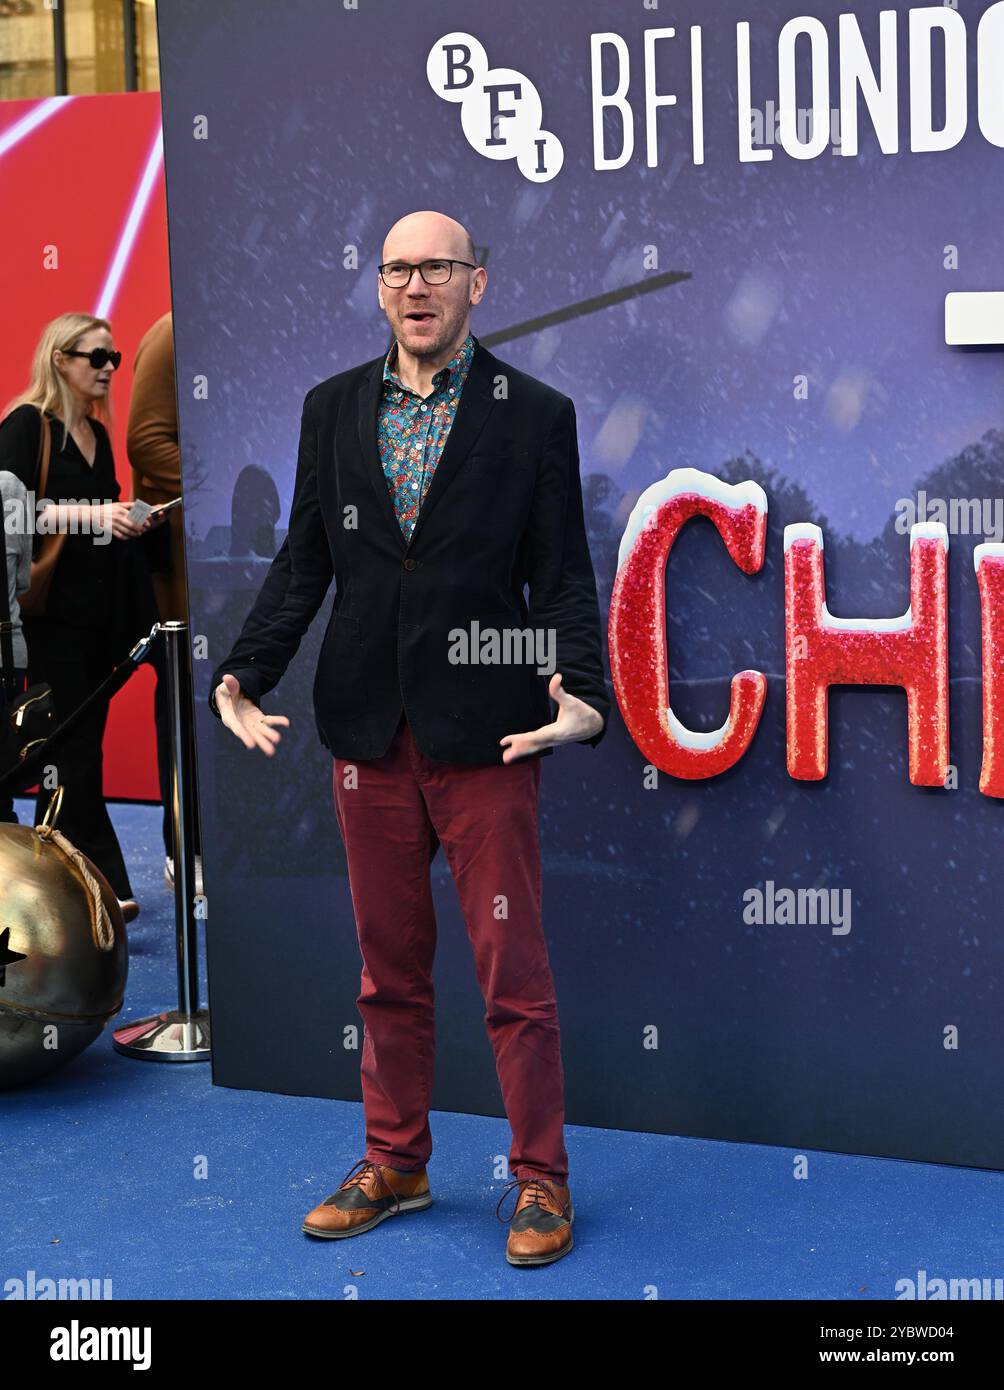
378,240,479,359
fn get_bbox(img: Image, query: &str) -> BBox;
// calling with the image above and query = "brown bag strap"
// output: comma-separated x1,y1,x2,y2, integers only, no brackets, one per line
36,407,52,498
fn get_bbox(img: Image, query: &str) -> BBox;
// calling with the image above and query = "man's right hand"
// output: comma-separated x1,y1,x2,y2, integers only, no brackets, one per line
215,673,290,756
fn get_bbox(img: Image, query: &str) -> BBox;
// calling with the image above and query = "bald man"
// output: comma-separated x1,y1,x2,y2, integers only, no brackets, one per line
210,210,609,1267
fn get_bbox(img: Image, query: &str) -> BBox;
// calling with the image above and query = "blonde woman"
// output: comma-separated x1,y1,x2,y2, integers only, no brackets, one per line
0,312,162,921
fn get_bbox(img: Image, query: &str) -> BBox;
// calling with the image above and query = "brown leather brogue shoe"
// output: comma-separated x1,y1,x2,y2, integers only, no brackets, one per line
496,1176,574,1266
302,1159,433,1239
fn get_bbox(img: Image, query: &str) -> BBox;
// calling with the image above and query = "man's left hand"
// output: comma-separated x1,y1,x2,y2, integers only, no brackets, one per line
499,672,605,764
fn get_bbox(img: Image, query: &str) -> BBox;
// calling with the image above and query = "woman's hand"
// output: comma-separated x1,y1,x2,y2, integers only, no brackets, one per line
35,501,145,540
89,502,146,540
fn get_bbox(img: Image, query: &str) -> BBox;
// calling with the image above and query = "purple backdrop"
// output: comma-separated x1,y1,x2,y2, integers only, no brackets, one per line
157,0,1004,1167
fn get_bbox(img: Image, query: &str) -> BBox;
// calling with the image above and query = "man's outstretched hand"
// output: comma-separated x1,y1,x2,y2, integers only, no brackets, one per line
499,672,605,765
215,673,290,757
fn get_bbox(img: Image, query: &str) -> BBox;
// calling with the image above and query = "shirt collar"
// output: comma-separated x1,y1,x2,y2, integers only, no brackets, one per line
383,332,476,400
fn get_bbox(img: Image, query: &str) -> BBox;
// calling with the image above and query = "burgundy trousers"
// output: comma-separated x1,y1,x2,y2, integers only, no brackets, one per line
332,712,568,1183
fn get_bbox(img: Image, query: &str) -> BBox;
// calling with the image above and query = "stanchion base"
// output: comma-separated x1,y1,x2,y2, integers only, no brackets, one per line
112,1009,211,1062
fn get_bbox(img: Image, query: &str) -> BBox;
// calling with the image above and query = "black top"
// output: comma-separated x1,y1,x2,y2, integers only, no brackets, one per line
0,403,120,631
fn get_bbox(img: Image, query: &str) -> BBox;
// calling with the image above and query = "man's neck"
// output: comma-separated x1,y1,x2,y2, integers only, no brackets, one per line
392,327,470,398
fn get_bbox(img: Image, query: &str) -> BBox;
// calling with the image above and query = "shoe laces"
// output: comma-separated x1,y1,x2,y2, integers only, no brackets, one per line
495,1176,565,1224
338,1159,402,1215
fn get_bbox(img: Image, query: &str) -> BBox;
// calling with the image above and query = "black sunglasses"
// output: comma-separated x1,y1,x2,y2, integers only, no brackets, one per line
62,348,122,371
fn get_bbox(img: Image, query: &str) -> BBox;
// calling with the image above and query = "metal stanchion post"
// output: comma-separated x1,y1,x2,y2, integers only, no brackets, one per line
113,622,210,1062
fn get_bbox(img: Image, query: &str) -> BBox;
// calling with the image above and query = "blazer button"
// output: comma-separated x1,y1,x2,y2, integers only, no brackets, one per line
403,557,417,570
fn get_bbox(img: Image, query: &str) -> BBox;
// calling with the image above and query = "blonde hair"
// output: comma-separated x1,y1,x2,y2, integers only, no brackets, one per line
4,312,115,452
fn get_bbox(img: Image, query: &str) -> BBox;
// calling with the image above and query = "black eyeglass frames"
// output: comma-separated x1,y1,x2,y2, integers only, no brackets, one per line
61,348,123,370
378,259,478,288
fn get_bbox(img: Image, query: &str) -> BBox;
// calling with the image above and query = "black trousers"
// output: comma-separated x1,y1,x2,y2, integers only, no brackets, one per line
0,666,28,825
26,626,133,899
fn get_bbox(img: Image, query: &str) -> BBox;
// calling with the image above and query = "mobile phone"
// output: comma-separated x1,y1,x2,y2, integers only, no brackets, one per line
148,497,183,519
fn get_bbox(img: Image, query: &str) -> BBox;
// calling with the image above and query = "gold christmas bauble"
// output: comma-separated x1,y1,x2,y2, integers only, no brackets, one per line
0,792,127,1088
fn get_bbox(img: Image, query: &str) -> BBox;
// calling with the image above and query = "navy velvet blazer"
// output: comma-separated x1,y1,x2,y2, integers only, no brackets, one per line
210,335,610,764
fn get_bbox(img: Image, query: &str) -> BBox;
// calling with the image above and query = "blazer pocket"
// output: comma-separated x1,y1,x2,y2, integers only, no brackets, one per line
315,612,367,717
467,448,533,470
444,612,549,722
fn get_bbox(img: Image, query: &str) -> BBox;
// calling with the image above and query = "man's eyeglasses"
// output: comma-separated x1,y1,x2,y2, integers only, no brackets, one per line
378,259,477,288
61,348,122,371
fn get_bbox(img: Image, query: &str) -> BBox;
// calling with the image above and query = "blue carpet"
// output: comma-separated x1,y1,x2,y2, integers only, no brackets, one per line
3,800,1002,1301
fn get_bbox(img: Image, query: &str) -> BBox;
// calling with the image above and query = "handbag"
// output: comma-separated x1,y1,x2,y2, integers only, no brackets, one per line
17,407,69,619
4,683,56,779
0,526,54,787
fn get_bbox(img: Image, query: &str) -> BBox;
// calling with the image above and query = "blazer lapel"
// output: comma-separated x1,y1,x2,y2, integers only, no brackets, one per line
355,336,497,554
357,353,405,549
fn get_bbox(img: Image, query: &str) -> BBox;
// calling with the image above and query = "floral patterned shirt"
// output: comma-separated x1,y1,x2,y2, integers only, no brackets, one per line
376,332,476,541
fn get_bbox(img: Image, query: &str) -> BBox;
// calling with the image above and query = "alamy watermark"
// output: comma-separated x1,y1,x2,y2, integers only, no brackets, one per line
3,491,116,546
895,492,1004,541
50,1321,150,1370
4,1268,112,1299
750,102,846,150
896,1268,1004,1300
447,620,556,675
743,880,852,936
